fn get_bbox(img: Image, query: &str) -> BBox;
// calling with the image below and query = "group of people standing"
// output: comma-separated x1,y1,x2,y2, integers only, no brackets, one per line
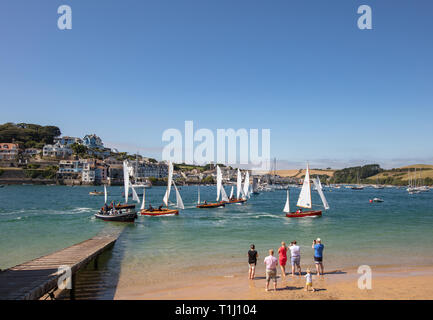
247,238,325,292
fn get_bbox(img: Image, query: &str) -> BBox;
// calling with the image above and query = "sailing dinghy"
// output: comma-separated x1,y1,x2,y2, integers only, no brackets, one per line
225,169,247,204
197,165,226,208
141,161,183,216
284,164,329,218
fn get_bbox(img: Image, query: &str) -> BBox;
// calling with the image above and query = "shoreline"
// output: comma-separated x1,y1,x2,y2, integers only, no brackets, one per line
114,264,433,300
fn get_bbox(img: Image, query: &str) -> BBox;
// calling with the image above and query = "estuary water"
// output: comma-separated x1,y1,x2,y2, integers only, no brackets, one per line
1,185,433,296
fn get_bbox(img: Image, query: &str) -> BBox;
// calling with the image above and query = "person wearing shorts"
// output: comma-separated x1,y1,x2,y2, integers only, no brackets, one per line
278,242,287,279
248,244,258,280
289,240,301,277
264,249,278,291
312,238,324,275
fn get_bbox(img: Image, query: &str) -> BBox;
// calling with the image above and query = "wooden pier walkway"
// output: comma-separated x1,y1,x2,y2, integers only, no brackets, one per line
0,233,119,300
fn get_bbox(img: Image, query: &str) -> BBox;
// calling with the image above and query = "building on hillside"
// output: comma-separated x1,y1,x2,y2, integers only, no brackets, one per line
81,159,108,184
53,136,82,146
57,160,85,181
0,143,19,160
126,160,168,181
43,143,73,158
24,148,41,156
87,148,111,159
82,134,104,149
82,163,96,183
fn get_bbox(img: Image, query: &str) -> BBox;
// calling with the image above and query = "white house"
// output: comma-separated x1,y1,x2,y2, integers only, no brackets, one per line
43,143,72,158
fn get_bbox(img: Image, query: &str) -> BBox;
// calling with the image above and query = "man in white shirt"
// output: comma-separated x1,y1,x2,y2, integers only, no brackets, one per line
289,241,301,277
264,249,278,291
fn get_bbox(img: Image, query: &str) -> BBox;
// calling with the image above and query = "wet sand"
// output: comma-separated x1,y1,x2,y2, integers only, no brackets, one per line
114,265,433,300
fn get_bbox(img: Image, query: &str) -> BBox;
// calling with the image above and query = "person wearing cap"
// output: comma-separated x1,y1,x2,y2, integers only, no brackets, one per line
312,238,324,275
247,244,258,280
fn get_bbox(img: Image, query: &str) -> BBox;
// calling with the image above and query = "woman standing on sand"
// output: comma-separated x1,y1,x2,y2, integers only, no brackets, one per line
248,244,258,279
278,242,288,279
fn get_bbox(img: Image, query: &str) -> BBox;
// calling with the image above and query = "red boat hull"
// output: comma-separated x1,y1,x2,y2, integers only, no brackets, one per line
285,210,322,218
140,209,179,216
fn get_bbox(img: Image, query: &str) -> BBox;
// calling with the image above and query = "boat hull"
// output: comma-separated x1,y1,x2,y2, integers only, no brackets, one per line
140,208,179,216
94,212,137,222
224,199,247,204
196,202,225,208
285,210,322,218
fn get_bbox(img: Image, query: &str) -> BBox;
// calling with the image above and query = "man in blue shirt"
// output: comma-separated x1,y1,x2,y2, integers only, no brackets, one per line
312,238,324,276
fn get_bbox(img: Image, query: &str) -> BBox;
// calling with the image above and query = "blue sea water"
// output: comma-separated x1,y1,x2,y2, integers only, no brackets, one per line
1,185,433,293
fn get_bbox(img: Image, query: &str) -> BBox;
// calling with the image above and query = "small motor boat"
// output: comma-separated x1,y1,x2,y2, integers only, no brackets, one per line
89,191,104,196
95,207,137,222
370,198,384,203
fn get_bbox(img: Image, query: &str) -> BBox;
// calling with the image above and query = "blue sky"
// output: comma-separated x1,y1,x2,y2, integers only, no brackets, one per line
1,0,432,169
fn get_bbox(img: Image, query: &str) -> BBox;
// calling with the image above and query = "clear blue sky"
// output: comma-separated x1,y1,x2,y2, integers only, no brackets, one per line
1,0,432,168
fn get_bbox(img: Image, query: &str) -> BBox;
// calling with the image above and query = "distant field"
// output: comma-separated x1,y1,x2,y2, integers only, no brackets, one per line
399,164,433,169
369,164,433,182
264,169,335,178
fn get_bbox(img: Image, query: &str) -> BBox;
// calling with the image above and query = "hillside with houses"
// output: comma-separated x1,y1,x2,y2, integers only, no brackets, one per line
0,123,286,186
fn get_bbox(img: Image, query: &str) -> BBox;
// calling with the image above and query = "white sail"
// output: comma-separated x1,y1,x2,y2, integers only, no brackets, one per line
216,165,222,201
163,161,173,206
313,177,329,210
297,164,312,208
140,188,146,210
173,181,184,209
283,189,290,213
123,160,130,203
243,171,250,198
104,185,107,204
197,185,200,204
131,186,140,203
229,186,234,199
221,185,229,202
236,169,242,199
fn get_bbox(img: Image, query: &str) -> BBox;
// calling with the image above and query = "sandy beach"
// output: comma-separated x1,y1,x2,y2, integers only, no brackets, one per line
114,265,433,300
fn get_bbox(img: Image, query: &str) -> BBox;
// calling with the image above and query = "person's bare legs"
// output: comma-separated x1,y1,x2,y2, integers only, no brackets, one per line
315,262,320,275
248,265,252,279
298,264,302,277
291,264,295,277
251,265,256,279
273,279,277,291
280,265,286,279
265,279,270,291
319,263,324,276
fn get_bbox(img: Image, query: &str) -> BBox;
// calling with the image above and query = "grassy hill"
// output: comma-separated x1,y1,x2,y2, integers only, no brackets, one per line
368,164,433,184
274,169,335,178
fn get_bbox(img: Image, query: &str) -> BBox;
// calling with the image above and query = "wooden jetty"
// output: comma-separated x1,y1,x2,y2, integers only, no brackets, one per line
0,233,119,300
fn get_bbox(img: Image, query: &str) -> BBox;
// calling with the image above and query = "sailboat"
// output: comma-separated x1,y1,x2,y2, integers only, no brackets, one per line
94,181,137,222
197,165,226,208
140,161,183,216
351,171,364,190
285,164,329,218
225,169,247,204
